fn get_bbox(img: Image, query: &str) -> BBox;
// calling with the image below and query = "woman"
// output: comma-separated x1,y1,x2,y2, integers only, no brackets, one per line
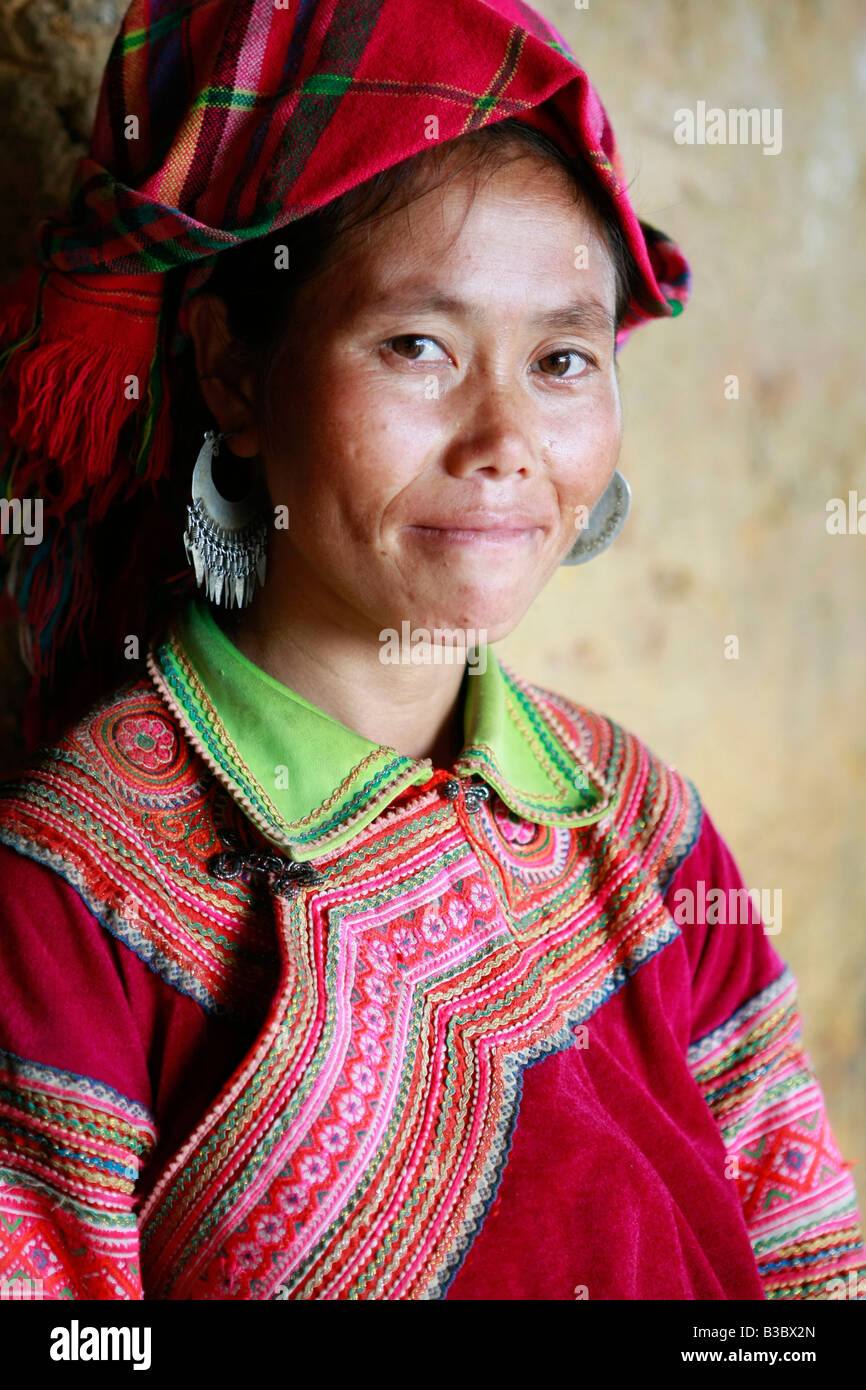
0,0,862,1301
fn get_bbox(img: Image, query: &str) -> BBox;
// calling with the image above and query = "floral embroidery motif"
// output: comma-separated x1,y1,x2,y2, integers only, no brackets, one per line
115,713,178,772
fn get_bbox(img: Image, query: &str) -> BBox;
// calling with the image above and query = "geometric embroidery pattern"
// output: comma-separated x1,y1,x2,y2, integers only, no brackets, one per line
689,970,866,1299
0,1049,156,1301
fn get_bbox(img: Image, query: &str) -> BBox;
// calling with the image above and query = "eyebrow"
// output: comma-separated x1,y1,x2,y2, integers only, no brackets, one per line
358,288,616,339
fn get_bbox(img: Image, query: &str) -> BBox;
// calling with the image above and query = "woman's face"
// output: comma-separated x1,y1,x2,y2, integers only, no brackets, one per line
258,152,623,645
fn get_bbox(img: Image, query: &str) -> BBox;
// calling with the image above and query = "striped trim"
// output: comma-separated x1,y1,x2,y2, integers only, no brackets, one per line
0,1047,156,1300
689,970,866,1299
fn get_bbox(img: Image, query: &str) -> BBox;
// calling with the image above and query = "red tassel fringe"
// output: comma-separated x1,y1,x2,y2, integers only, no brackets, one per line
0,263,176,749
0,264,172,519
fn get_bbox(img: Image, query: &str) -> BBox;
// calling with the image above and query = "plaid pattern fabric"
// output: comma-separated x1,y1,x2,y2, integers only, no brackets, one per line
0,0,690,707
47,0,689,326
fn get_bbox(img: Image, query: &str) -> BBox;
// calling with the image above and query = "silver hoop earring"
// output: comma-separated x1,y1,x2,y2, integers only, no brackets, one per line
183,429,269,608
561,469,631,566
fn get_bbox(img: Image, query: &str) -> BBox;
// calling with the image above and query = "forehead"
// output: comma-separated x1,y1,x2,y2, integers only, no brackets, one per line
321,156,617,319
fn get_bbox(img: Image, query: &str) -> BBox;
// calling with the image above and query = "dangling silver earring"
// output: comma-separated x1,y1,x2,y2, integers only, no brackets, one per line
183,429,269,607
561,469,631,566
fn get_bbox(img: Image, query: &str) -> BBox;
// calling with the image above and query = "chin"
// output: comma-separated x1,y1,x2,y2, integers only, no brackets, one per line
398,594,533,646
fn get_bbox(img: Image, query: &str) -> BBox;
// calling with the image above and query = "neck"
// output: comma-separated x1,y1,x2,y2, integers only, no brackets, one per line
215,593,470,769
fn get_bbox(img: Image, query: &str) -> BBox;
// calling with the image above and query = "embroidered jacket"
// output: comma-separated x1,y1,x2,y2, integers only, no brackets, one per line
0,599,862,1300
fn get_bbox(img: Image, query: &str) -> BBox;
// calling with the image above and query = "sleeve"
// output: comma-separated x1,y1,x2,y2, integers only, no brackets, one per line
665,806,866,1301
0,843,256,1301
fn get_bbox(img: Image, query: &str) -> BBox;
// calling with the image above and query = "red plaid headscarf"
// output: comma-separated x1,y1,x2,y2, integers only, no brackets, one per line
0,0,690,717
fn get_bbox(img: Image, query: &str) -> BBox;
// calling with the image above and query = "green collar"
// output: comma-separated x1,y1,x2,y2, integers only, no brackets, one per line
147,599,617,861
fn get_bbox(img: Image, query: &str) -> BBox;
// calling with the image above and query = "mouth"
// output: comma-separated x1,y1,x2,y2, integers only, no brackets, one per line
405,519,545,547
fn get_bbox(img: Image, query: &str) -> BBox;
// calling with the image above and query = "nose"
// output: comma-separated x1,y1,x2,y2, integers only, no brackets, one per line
442,372,537,481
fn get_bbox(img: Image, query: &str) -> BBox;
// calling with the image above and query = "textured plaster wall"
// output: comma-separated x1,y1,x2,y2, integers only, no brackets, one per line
0,2,863,1165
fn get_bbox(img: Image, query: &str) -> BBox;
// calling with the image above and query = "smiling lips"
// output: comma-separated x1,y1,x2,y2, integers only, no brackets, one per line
407,513,546,546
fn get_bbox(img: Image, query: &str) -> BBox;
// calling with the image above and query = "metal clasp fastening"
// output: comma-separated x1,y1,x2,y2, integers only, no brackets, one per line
208,829,324,898
442,777,490,814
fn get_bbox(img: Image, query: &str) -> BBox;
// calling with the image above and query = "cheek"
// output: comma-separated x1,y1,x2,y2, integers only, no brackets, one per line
547,390,622,520
264,361,433,534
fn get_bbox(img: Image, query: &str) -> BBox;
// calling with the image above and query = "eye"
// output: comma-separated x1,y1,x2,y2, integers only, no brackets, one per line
532,349,593,379
385,335,449,362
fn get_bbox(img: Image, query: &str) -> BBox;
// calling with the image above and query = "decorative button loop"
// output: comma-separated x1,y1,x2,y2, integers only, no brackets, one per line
442,777,490,814
208,829,324,898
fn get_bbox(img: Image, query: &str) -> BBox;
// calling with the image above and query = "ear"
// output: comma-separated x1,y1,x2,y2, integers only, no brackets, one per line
186,294,261,459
